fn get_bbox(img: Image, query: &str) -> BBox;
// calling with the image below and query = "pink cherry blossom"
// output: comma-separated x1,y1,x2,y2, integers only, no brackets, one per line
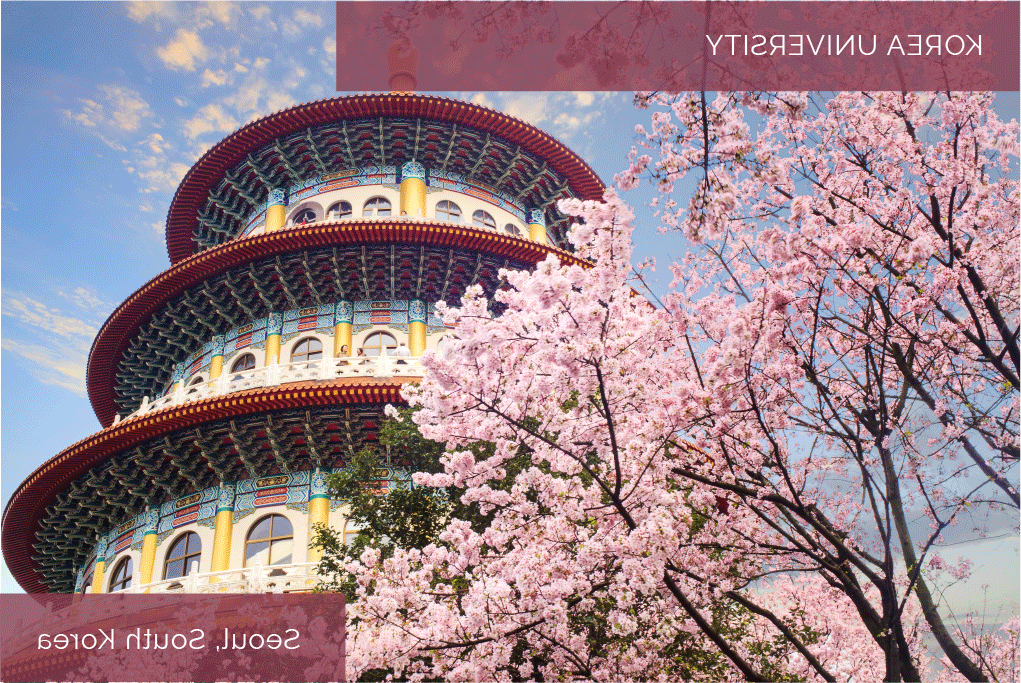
342,92,1018,682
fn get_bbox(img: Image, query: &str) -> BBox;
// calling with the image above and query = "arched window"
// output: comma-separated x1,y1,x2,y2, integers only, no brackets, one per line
293,208,317,225
363,197,392,217
81,568,94,594
504,223,521,236
343,518,365,546
436,200,461,222
186,375,205,394
163,532,202,580
472,210,496,229
290,337,323,363
362,331,397,357
245,514,294,567
231,353,256,373
109,557,132,593
328,201,352,219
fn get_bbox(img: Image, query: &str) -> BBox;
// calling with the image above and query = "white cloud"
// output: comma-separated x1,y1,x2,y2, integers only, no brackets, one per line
182,103,239,140
100,85,153,132
503,94,551,127
203,2,239,27
2,338,89,397
293,8,324,28
1,285,112,396
127,155,190,194
142,133,169,154
64,86,152,135
64,98,102,127
222,75,292,119
469,93,495,109
55,286,113,313
282,7,325,38
248,5,271,21
283,64,307,90
126,1,179,25
553,110,600,131
157,28,210,71
64,86,156,154
129,2,238,32
322,36,336,58
1,289,105,395
99,135,128,152
200,68,228,87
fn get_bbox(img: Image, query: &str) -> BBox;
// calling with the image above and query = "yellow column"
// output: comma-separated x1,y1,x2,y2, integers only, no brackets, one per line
400,162,427,218
265,188,287,233
307,498,330,564
527,209,548,245
409,322,426,356
90,537,108,594
210,510,234,573
138,530,158,588
333,302,353,357
210,484,236,576
334,322,353,357
209,335,225,380
91,561,105,594
209,356,223,379
308,470,330,564
265,334,281,364
265,312,283,364
409,300,427,356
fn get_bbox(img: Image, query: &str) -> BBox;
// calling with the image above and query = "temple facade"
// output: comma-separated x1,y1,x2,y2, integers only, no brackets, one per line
2,94,603,594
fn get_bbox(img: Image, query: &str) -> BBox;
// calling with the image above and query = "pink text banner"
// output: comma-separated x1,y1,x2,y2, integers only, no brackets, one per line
0,593,346,682
335,1,1019,91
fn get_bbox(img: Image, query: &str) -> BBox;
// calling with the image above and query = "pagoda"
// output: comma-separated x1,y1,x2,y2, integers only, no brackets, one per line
1,93,603,594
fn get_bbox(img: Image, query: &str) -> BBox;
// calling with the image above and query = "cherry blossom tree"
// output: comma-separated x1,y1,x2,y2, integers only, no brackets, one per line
341,92,1018,682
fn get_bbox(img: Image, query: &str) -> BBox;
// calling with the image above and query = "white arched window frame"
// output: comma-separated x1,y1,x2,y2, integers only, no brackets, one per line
244,514,294,567
363,197,392,217
109,557,133,593
472,210,496,229
436,200,461,222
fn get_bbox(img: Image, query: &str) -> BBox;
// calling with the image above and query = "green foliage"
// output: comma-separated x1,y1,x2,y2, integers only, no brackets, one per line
312,409,453,597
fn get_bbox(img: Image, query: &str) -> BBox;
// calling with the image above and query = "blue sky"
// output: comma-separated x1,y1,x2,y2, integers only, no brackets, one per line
0,1,652,591
1,2,1016,627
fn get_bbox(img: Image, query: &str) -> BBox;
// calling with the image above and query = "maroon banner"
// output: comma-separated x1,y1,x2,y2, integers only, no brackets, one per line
336,1,1019,91
0,593,345,682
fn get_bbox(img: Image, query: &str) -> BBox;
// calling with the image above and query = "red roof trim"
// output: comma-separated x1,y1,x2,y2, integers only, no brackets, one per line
87,220,587,427
2,379,412,593
166,94,605,263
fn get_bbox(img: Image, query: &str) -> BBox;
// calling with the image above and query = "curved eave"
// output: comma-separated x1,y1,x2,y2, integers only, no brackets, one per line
87,220,588,428
167,93,605,263
2,378,413,594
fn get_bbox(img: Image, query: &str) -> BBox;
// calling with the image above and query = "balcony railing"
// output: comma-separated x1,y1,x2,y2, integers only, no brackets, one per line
128,562,321,594
120,356,423,422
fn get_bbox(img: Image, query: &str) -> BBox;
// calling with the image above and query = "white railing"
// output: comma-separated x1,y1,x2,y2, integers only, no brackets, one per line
121,356,423,422
129,562,321,594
